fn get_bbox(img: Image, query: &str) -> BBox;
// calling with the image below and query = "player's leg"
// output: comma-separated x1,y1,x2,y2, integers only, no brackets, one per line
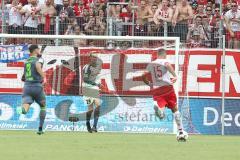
92,98,101,132
166,90,184,133
17,86,33,114
171,106,188,141
166,91,187,141
86,102,94,133
35,88,46,135
153,96,167,120
17,103,31,114
171,106,183,134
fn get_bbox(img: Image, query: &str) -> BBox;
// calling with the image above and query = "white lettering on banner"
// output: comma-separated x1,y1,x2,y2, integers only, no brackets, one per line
204,107,219,126
187,55,216,92
0,46,26,61
0,103,14,120
1,48,240,97
0,122,27,129
220,56,240,93
19,103,40,121
96,54,119,91
123,126,169,133
0,52,8,60
4,52,24,61
45,124,105,131
123,54,152,91
204,107,240,127
235,113,240,127
224,112,232,127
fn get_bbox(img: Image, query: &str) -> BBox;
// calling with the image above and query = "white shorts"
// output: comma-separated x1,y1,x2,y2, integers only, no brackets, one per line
82,83,100,105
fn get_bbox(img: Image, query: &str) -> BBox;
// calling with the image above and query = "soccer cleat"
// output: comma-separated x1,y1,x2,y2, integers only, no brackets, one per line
86,122,92,133
36,130,44,135
154,106,165,120
92,126,97,133
37,127,44,135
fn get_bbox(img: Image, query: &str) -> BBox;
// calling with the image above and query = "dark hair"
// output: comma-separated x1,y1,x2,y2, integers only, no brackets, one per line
152,4,158,7
215,3,220,8
195,15,202,20
28,45,39,53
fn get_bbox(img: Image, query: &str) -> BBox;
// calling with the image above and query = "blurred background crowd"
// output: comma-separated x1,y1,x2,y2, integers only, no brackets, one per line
0,0,240,49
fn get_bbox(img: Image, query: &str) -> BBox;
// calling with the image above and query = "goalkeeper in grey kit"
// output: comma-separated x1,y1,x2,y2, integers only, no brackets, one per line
82,52,103,133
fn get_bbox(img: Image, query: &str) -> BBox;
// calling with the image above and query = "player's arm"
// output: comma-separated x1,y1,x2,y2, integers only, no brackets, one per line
172,6,179,26
83,68,100,87
83,75,99,86
165,62,177,83
21,73,25,82
36,62,46,83
142,71,151,86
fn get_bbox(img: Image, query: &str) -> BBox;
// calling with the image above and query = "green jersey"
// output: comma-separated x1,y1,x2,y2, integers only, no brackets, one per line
24,56,43,85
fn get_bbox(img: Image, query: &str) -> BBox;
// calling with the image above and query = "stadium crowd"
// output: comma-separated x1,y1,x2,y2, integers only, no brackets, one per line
0,0,240,48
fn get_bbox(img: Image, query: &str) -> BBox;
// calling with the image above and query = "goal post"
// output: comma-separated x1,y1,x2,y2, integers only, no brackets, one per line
0,33,183,133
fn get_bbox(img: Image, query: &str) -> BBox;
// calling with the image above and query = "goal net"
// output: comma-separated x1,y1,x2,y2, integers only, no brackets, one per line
0,34,193,134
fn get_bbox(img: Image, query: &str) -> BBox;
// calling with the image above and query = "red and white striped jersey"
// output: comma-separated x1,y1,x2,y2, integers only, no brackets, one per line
146,59,172,88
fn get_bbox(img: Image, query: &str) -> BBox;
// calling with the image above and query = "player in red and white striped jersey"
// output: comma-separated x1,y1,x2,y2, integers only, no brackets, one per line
142,49,187,141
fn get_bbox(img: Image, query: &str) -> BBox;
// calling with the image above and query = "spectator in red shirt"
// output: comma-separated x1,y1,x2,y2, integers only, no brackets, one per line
19,0,28,6
198,0,207,5
73,0,85,17
73,0,87,28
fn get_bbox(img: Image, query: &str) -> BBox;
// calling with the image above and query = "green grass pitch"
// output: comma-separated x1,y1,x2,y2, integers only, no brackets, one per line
0,131,239,160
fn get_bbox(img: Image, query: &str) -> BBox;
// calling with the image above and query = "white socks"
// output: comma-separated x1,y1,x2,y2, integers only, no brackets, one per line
174,111,183,131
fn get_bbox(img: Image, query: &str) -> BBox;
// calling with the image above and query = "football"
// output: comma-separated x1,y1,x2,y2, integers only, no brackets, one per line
176,130,189,142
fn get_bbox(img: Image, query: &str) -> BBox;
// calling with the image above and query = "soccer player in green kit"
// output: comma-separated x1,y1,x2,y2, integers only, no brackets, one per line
17,45,46,135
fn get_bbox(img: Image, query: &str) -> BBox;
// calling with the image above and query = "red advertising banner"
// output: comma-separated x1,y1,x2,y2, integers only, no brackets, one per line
0,47,239,98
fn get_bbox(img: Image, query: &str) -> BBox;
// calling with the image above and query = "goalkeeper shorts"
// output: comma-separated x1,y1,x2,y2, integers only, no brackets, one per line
82,82,100,105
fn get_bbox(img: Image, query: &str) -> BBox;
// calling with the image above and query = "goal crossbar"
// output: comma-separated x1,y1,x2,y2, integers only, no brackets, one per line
0,34,180,41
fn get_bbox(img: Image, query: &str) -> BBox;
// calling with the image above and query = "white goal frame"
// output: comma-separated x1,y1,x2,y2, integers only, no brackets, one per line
0,33,180,122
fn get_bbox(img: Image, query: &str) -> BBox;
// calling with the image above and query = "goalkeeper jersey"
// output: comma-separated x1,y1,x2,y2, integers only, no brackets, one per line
82,64,101,86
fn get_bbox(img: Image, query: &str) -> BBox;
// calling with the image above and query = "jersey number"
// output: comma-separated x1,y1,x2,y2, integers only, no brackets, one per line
26,63,32,80
154,66,162,79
